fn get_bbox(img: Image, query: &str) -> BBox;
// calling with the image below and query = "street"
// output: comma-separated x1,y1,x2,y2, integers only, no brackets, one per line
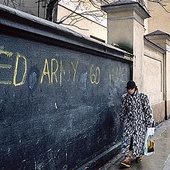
99,118,170,170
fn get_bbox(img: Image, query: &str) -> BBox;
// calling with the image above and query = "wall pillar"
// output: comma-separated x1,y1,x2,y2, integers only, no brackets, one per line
145,31,170,121
102,1,150,90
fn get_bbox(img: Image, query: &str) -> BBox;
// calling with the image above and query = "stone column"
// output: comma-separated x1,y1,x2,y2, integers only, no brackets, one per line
102,1,150,90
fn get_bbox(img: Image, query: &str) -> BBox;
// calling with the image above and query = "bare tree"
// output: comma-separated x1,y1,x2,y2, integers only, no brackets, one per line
148,0,170,13
34,0,105,30
3,0,17,7
44,0,111,30
2,0,170,29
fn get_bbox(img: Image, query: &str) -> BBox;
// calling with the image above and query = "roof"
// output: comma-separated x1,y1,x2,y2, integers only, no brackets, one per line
101,0,150,19
144,30,170,51
111,0,142,5
102,0,146,8
146,30,170,37
145,30,170,43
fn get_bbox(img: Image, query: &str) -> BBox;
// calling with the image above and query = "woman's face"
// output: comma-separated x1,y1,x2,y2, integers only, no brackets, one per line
127,88,135,95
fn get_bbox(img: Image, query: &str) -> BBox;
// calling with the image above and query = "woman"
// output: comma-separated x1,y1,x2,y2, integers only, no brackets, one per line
119,80,154,168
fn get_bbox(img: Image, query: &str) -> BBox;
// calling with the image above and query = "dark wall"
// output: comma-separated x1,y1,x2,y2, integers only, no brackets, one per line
0,5,132,170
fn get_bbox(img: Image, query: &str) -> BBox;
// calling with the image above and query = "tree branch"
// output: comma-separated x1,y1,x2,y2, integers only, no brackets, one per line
148,0,170,13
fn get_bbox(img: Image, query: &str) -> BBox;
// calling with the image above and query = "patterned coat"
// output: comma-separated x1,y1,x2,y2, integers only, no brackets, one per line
119,90,153,157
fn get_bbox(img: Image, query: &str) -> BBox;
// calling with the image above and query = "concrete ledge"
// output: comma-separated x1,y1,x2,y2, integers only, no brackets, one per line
76,142,121,170
0,4,133,61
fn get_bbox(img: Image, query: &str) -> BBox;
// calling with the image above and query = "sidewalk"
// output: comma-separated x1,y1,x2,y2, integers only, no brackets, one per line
99,118,170,170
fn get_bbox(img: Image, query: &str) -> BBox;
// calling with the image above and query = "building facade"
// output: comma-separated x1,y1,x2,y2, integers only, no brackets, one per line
0,0,169,42
0,0,107,42
102,1,170,124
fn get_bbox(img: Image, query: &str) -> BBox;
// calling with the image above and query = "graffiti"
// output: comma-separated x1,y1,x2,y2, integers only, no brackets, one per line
40,59,51,84
0,48,127,88
0,49,13,57
0,50,27,86
71,60,78,82
13,53,27,86
51,58,59,84
0,49,13,84
40,59,78,86
90,64,100,84
109,67,127,83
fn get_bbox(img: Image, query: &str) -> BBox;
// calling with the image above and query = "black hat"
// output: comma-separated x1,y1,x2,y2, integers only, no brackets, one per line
126,80,137,89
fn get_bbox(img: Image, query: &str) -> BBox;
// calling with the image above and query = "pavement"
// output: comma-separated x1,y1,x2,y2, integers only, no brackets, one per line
98,118,170,170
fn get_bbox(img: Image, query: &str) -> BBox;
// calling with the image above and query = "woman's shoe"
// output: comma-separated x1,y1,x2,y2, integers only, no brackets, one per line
121,156,131,168
136,156,142,162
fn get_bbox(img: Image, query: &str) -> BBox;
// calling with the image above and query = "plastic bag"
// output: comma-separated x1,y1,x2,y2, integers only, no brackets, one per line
144,127,155,156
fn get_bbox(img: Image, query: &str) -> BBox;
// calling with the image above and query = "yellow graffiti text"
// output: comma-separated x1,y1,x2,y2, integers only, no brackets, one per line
40,59,51,84
71,60,78,82
13,53,27,86
0,49,13,57
51,58,59,84
90,64,100,84
40,59,78,86
109,67,126,83
0,50,27,86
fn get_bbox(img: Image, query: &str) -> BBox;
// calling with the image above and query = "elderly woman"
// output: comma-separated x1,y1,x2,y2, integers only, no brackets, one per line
119,80,154,168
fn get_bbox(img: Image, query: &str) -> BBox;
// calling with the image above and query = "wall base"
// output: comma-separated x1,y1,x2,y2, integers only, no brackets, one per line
76,142,121,170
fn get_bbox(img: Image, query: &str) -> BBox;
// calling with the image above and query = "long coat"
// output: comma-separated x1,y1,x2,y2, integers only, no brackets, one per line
119,90,153,157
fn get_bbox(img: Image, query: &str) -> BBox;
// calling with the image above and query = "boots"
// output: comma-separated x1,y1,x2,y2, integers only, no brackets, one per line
121,156,131,168
136,156,142,162
121,151,132,168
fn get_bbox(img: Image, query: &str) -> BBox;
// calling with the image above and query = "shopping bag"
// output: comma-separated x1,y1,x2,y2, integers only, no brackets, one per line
144,127,155,156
